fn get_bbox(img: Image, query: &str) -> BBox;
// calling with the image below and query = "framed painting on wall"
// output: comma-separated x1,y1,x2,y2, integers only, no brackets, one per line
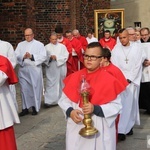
94,9,124,40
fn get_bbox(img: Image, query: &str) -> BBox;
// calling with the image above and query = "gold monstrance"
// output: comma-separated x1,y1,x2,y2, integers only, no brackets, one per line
79,75,98,136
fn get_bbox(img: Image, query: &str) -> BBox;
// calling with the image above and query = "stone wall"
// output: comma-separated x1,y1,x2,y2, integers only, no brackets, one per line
111,0,150,28
0,0,110,48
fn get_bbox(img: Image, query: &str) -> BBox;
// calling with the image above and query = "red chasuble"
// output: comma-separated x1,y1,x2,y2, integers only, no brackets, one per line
0,55,18,84
76,35,88,51
63,68,127,107
99,37,116,50
59,37,77,76
70,37,84,71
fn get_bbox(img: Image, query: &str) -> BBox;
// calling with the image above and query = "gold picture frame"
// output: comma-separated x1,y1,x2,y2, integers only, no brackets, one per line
94,9,124,40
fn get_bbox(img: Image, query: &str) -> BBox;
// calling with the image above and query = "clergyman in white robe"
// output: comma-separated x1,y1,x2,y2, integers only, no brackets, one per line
59,92,122,150
0,40,18,110
111,41,145,134
44,42,69,105
15,39,47,112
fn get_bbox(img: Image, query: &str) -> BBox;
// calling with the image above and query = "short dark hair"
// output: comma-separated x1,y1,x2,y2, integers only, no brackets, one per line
104,30,111,34
55,27,63,33
87,42,103,50
65,30,72,34
101,48,111,61
140,27,150,34
87,29,93,34
118,28,126,34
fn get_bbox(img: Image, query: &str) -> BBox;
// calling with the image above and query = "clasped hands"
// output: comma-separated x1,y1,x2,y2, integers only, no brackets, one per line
143,59,150,67
70,102,94,124
50,55,56,60
23,52,32,59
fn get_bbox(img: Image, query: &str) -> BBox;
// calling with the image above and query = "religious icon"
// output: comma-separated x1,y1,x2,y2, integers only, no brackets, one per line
94,9,124,40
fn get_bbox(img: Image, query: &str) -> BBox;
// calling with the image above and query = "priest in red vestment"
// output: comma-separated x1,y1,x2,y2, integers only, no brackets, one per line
72,29,88,51
58,42,128,150
99,30,116,51
65,30,84,71
0,55,20,150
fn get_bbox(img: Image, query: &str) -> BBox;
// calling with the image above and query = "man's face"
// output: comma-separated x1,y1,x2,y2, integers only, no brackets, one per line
84,47,102,73
56,33,62,39
140,29,150,42
24,29,34,42
66,33,73,40
50,35,57,44
119,31,130,46
128,29,136,41
104,32,111,39
135,31,141,41
87,33,92,39
72,31,79,38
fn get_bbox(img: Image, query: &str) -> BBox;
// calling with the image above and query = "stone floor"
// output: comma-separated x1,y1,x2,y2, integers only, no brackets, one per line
15,82,150,150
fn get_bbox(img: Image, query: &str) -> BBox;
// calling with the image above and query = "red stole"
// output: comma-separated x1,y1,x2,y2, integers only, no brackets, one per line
63,68,126,107
0,55,18,84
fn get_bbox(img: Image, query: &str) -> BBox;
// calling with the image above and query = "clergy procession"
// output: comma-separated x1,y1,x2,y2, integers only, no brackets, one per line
1,26,150,150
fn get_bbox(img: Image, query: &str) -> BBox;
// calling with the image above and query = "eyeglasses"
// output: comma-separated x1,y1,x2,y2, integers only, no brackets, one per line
24,34,33,37
83,54,103,61
141,34,149,37
129,33,135,36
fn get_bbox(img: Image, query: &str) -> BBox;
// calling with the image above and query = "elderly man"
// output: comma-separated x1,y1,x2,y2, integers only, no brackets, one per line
15,28,47,116
65,30,84,71
72,29,88,51
126,27,136,42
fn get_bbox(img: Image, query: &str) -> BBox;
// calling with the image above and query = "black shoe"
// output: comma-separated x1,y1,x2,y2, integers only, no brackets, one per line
19,109,29,117
118,134,126,141
44,103,58,108
44,103,52,108
32,107,38,115
144,110,150,115
126,128,133,135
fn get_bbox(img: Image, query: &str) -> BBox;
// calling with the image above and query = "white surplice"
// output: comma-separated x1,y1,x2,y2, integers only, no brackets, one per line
86,36,98,44
44,42,69,105
0,40,18,110
58,92,122,150
111,42,146,134
0,71,20,130
15,39,47,112
140,43,150,82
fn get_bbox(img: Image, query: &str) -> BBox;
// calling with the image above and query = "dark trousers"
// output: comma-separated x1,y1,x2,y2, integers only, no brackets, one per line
139,82,150,112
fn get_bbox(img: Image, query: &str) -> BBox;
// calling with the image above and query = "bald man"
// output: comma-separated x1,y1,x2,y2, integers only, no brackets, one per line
111,28,146,141
15,28,47,116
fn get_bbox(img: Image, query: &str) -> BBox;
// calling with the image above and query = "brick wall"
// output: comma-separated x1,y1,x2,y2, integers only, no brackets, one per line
0,0,110,48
